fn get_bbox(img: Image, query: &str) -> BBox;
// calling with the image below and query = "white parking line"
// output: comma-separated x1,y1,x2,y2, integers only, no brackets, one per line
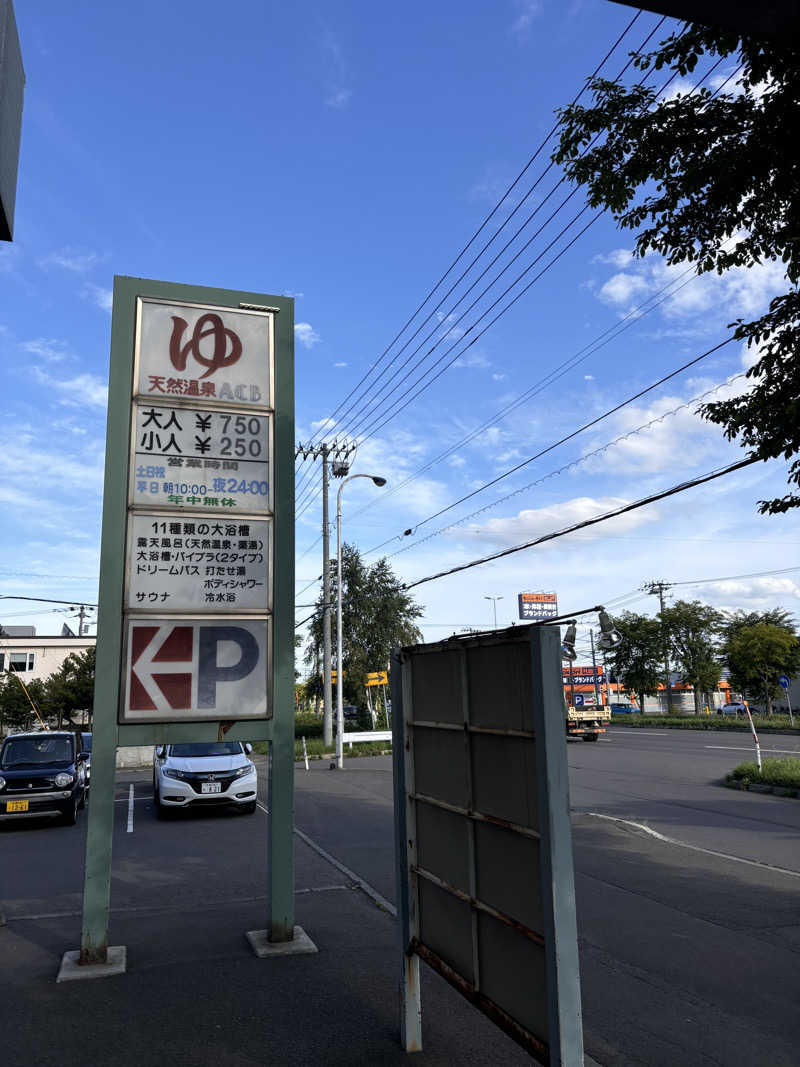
255,801,396,916
126,784,134,833
587,813,800,879
705,745,800,755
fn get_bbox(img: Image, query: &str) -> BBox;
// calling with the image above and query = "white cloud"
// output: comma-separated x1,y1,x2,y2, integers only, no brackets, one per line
283,290,304,299
20,338,70,363
32,367,108,410
457,495,659,547
584,374,594,381
592,248,634,269
321,30,353,109
295,322,321,348
39,247,102,273
82,284,113,313
325,88,352,109
311,416,337,432
454,350,491,369
333,361,348,368
593,245,786,325
492,373,507,381
510,0,541,36
448,455,467,468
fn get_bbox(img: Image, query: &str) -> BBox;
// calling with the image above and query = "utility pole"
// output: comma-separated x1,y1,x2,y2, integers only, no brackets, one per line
589,629,601,706
644,580,673,714
296,440,356,748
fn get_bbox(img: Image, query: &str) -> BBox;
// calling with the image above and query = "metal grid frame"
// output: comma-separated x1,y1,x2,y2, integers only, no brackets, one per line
392,624,583,1064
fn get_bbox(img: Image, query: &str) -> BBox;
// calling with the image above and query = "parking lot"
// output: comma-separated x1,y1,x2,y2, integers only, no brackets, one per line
2,728,800,1065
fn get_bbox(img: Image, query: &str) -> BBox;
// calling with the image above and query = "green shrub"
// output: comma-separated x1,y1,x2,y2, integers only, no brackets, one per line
727,757,800,789
610,714,798,732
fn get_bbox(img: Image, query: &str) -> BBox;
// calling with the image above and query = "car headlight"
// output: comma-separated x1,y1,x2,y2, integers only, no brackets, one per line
0,775,5,790
233,763,255,779
55,773,74,788
163,768,187,780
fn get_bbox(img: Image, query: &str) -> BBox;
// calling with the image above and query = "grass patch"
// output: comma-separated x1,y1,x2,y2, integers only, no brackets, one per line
609,714,798,732
249,736,391,761
727,757,800,790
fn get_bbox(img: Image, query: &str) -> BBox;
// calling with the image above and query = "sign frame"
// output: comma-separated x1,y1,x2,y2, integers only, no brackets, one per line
78,276,295,966
391,625,583,1062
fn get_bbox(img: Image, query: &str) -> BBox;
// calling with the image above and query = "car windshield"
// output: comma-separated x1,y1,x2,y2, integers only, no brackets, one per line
1,736,74,768
169,742,242,758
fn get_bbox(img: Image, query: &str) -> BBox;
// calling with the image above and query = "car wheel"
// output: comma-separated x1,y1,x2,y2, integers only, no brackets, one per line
153,777,170,819
240,800,257,815
62,797,79,825
78,788,86,810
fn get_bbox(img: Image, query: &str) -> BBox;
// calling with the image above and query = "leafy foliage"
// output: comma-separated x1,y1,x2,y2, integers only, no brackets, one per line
304,543,423,708
661,600,723,713
553,26,800,512
725,621,798,714
605,611,663,712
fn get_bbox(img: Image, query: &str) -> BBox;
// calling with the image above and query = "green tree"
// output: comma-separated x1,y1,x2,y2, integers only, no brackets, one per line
553,26,799,513
660,600,723,714
605,611,663,713
721,611,799,713
0,672,48,734
305,544,423,715
44,648,96,728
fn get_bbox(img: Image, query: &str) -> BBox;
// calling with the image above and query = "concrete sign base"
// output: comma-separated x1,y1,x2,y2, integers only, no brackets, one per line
57,946,127,982
246,926,318,958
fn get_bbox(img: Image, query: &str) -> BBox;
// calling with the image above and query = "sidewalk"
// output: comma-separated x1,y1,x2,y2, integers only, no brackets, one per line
2,830,542,1066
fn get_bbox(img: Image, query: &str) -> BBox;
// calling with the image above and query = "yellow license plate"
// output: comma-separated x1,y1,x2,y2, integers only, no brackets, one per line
6,799,29,813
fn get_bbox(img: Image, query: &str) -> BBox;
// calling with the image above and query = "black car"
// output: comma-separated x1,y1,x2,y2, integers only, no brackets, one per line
0,731,88,825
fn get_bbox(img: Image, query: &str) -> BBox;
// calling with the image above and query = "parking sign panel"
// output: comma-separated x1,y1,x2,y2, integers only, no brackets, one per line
122,617,271,723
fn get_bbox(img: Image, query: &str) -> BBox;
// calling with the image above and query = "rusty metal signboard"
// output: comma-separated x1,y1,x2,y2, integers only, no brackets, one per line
391,624,583,1063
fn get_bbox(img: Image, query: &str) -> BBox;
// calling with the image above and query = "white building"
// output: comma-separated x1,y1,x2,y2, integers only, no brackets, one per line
0,626,95,683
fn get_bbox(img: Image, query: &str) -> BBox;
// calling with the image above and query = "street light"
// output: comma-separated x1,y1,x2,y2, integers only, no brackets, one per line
484,595,503,628
336,473,387,770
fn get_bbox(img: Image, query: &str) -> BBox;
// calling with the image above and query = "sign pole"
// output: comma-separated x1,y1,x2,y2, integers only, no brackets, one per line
76,284,134,970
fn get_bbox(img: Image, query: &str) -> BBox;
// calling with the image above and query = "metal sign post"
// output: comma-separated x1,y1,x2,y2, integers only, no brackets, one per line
61,276,298,979
391,624,583,1063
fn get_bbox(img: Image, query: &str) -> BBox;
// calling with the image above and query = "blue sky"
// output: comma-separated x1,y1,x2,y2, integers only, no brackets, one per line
1,1,797,655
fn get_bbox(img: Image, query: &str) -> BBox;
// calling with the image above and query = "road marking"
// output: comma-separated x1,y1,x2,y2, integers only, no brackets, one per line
586,812,800,880
705,745,800,755
255,801,397,916
126,784,134,833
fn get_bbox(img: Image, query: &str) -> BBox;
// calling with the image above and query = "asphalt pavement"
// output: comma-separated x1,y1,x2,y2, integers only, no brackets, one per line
1,726,799,1065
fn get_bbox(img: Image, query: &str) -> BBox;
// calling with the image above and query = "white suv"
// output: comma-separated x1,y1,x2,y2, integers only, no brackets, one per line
153,741,258,817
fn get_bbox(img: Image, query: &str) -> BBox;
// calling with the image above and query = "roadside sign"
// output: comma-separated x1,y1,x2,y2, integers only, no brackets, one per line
366,670,388,686
574,693,584,706
779,674,790,690
392,625,583,1063
74,276,298,971
518,591,558,621
123,618,270,723
126,514,271,612
118,292,277,725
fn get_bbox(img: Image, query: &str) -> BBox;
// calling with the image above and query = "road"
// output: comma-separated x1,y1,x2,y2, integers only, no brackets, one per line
1,727,799,1065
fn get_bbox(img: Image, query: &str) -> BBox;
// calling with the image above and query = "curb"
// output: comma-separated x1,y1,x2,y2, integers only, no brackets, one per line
724,779,799,799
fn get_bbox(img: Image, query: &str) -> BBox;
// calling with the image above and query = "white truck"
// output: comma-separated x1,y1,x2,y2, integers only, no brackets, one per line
565,701,610,742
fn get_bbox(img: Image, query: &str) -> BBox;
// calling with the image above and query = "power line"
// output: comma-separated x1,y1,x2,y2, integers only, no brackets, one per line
364,336,735,557
297,10,652,456
380,370,750,559
671,565,800,588
341,54,724,449
402,456,761,591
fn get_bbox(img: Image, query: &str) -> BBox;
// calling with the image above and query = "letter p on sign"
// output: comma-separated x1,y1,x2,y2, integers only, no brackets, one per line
123,619,270,723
